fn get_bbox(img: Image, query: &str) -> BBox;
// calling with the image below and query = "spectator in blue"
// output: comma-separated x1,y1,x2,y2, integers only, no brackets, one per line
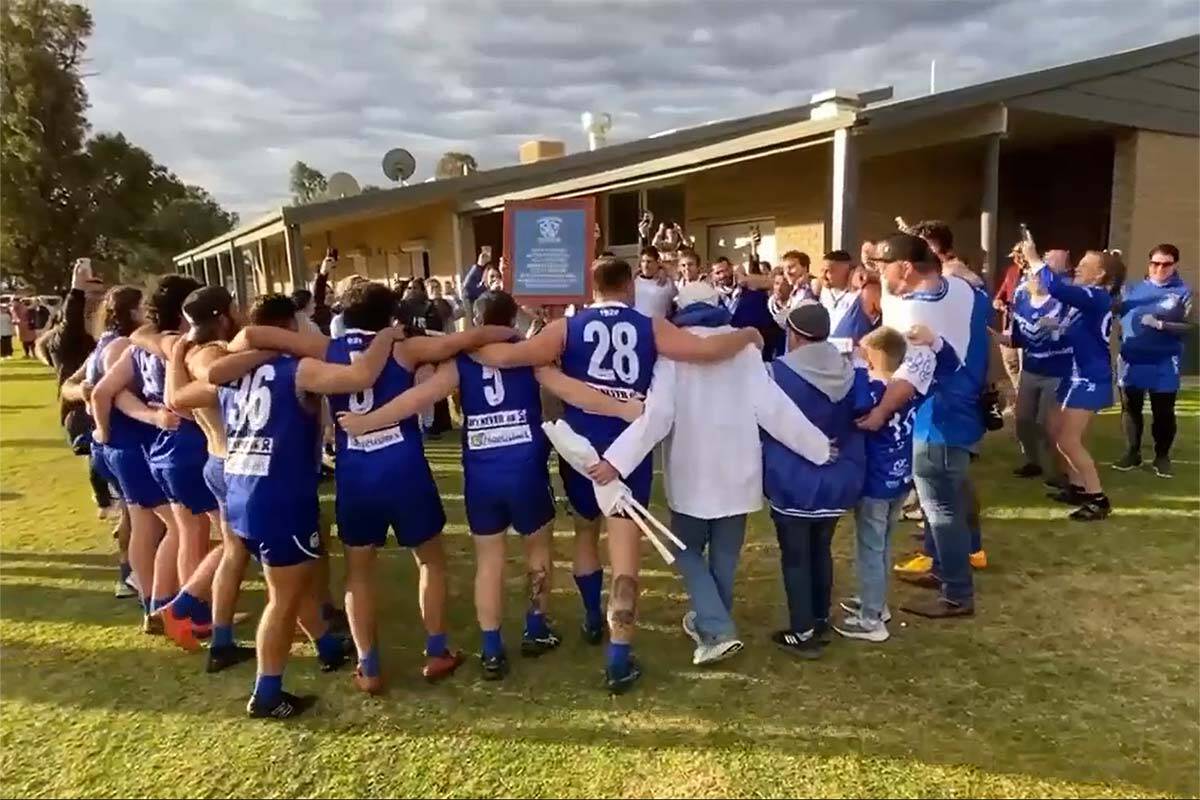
1114,243,1194,478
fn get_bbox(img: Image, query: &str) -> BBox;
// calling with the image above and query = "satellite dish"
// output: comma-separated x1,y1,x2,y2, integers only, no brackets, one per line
326,172,361,199
382,148,416,184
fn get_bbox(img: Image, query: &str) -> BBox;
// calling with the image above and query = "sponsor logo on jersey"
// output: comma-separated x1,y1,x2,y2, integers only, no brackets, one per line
466,409,528,430
226,436,273,476
584,382,640,401
467,424,533,451
347,425,404,452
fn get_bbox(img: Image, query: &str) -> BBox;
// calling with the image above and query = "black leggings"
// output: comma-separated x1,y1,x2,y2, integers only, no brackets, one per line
1120,387,1178,458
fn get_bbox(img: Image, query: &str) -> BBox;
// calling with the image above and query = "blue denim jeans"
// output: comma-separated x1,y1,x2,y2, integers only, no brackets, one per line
913,441,975,604
771,512,838,634
854,495,905,622
670,512,746,643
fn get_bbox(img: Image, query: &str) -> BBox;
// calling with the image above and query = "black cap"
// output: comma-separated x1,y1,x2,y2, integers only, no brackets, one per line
183,286,233,324
876,233,935,264
786,300,830,341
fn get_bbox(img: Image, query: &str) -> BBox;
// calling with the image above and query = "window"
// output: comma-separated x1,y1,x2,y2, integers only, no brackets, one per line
605,184,686,250
607,190,641,247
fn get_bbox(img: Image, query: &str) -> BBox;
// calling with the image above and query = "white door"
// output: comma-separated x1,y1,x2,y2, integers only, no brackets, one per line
707,219,776,268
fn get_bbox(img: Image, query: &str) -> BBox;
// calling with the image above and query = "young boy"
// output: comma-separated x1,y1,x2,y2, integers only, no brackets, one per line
835,326,918,643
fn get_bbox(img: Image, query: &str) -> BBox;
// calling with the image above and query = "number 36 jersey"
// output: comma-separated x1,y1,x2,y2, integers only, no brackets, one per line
218,354,321,541
561,302,657,450
326,329,425,496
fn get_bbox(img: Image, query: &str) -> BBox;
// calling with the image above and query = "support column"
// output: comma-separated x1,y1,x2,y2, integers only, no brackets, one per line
229,242,247,308
202,257,217,288
256,239,269,295
452,212,476,327
830,127,859,252
980,133,1001,284
283,224,306,292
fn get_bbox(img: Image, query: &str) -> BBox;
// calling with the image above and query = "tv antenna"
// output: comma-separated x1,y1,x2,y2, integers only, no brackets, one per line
381,148,417,185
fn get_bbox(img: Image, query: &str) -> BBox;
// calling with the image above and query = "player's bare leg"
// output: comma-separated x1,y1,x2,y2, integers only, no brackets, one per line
604,517,642,693
127,505,164,631
414,535,464,682
248,561,317,719
343,544,383,693
572,515,605,643
207,518,254,673
520,521,561,656
473,531,509,678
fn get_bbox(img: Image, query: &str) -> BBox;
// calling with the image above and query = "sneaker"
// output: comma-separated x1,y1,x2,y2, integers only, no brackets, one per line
1043,475,1069,491
969,550,988,569
206,643,255,673
1111,451,1143,471
834,615,890,642
681,611,701,645
162,608,201,652
422,649,465,683
142,614,163,636
1012,463,1043,478
838,597,892,623
246,691,317,720
771,629,825,659
1153,456,1173,478
480,651,509,681
113,579,137,599
580,619,606,646
814,618,831,642
605,656,642,695
1048,485,1084,505
352,667,384,695
318,636,355,672
901,596,975,618
520,627,562,658
894,554,932,575
1069,498,1112,521
692,638,744,665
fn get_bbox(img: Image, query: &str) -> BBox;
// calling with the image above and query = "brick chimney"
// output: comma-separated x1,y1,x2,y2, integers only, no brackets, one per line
519,139,566,164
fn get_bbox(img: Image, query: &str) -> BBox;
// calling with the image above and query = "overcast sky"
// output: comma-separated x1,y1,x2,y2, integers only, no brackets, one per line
82,0,1198,218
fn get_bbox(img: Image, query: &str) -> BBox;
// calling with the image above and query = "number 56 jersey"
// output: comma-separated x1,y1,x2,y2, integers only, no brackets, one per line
218,354,321,557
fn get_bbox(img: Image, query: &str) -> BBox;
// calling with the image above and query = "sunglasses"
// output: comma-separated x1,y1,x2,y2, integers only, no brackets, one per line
1149,260,1176,267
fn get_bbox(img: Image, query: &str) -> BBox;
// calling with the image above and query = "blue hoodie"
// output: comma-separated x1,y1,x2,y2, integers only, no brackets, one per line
762,342,869,518
1119,272,1192,364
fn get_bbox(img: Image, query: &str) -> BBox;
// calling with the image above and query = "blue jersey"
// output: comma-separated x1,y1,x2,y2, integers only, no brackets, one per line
91,335,156,449
861,375,917,500
218,355,320,540
1119,274,1193,365
131,344,206,467
561,302,657,450
326,330,425,497
912,278,987,449
1036,264,1113,383
456,353,547,472
821,287,877,353
1010,287,1072,378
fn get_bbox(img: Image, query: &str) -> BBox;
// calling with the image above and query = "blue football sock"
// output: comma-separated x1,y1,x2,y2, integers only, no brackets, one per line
190,598,212,626
254,673,282,704
574,569,603,626
425,632,447,657
212,624,234,649
607,642,631,674
140,595,152,615
150,594,176,614
119,562,132,583
481,628,503,658
359,647,380,678
172,591,198,621
524,610,548,638
315,631,342,663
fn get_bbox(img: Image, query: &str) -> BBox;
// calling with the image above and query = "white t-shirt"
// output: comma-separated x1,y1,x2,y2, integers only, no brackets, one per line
0,310,12,337
634,275,677,319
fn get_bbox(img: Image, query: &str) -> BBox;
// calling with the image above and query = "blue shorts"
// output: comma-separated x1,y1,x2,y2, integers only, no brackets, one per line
226,488,321,568
90,444,122,501
149,460,218,516
202,455,226,511
103,445,167,509
336,469,445,549
1057,376,1113,411
240,528,324,568
464,460,556,536
1118,355,1181,393
560,453,653,522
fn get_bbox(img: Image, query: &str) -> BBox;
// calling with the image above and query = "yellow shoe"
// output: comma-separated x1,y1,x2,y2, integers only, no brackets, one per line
970,550,988,569
894,554,933,575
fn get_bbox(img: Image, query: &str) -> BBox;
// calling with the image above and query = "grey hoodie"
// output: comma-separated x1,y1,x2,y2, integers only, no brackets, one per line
779,340,856,402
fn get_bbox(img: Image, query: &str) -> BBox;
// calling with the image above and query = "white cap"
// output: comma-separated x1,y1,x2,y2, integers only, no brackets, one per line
676,281,719,308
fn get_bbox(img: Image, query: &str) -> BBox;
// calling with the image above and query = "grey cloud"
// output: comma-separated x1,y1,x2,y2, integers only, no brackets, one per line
83,0,1198,216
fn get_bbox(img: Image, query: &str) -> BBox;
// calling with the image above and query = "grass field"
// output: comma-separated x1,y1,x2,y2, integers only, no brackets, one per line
0,354,1197,798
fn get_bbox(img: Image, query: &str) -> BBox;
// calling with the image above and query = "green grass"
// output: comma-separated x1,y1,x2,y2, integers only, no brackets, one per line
1,355,1197,798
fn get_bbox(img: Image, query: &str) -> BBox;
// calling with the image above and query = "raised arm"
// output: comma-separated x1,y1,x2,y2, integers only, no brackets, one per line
652,317,762,363
535,365,644,422
397,325,518,369
295,326,405,395
337,360,460,437
227,325,331,359
129,324,169,360
473,318,566,368
203,349,285,387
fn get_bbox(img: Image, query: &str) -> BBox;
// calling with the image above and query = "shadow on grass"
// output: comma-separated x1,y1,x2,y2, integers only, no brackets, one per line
1,437,70,449
0,491,23,501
